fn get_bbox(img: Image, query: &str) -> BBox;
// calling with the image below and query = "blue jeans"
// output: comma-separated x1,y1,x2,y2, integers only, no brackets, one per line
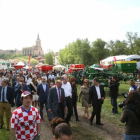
124,134,140,140
111,97,118,113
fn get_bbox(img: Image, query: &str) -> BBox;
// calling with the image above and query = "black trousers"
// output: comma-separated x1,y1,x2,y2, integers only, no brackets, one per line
90,99,102,124
72,100,79,120
39,102,45,119
65,96,73,124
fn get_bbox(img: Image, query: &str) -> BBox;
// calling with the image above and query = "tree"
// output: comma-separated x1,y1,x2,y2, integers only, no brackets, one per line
89,39,109,63
106,40,129,56
30,58,39,66
126,32,138,54
44,51,54,65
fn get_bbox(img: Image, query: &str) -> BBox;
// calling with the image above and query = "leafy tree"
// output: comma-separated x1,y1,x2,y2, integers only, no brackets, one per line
106,40,129,56
30,58,39,66
89,39,109,63
44,51,54,65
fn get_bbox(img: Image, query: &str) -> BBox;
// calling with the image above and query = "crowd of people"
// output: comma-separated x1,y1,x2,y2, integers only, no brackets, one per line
0,68,140,140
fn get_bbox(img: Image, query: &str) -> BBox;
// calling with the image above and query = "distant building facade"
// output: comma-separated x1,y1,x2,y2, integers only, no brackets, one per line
22,34,44,56
0,49,22,55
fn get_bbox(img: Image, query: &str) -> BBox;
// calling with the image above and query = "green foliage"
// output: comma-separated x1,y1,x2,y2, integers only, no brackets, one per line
58,32,140,65
44,51,54,65
58,38,91,65
30,58,39,66
89,38,109,63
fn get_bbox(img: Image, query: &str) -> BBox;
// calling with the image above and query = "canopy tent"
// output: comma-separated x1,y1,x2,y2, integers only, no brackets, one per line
100,55,140,66
14,61,25,69
17,61,25,66
53,65,66,70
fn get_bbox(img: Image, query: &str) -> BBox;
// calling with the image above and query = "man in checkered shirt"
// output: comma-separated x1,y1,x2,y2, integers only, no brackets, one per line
11,91,42,140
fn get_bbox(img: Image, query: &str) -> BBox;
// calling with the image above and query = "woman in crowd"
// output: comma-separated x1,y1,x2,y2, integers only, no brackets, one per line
69,77,80,122
37,75,42,84
29,77,38,107
26,73,32,87
51,117,72,140
47,78,52,88
79,79,90,119
120,90,140,140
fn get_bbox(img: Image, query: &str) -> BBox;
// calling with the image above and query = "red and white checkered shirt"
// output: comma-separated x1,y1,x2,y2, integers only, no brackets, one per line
11,106,42,140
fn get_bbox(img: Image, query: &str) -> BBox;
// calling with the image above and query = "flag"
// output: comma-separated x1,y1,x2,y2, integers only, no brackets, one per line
113,57,116,61
29,55,31,72
100,60,102,64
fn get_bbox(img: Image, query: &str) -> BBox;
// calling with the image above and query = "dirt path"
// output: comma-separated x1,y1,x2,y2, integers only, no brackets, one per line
70,105,124,140
11,104,124,140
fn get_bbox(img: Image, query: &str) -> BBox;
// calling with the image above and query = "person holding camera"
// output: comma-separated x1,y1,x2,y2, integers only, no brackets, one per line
120,90,140,140
108,76,119,115
11,91,42,140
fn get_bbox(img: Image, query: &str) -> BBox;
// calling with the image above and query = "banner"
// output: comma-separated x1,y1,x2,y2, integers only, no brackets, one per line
29,55,31,72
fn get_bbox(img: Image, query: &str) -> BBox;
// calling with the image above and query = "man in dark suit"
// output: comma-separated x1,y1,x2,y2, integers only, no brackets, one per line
15,77,30,107
48,80,67,119
0,78,15,131
89,77,105,125
37,76,51,121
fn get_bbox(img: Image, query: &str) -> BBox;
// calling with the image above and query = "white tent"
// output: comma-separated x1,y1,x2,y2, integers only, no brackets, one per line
53,65,66,70
101,54,140,70
101,55,140,65
17,61,25,66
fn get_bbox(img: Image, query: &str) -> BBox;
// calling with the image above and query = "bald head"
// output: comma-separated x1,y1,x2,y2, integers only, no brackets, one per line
56,80,62,89
62,74,68,84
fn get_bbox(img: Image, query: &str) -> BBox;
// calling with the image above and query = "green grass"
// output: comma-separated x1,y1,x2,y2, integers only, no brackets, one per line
77,81,130,129
0,113,11,140
71,123,105,140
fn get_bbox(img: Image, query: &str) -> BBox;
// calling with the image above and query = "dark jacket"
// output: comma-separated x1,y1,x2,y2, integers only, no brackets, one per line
0,86,15,107
29,82,38,95
48,87,66,114
37,83,49,103
120,104,140,135
71,85,78,102
89,85,105,106
109,81,119,98
15,83,30,105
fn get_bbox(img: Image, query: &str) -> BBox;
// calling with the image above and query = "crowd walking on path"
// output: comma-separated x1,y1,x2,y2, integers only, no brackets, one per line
0,68,140,140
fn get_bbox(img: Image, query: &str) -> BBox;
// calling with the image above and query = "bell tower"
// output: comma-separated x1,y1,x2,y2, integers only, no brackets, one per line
36,33,41,47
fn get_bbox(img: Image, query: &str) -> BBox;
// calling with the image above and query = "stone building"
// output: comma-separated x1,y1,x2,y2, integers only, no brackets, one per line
22,34,44,56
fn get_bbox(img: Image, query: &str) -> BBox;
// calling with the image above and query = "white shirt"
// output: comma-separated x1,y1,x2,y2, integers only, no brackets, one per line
95,85,101,99
42,83,46,92
62,82,72,97
48,74,55,80
27,78,32,85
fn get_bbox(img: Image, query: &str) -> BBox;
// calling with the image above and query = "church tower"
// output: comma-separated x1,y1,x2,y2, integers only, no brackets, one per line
36,33,41,47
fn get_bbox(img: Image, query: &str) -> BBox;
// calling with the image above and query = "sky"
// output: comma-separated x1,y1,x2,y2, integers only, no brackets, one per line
0,0,140,53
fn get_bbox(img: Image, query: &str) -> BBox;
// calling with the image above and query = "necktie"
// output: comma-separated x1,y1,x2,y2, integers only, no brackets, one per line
59,89,61,103
2,88,5,102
